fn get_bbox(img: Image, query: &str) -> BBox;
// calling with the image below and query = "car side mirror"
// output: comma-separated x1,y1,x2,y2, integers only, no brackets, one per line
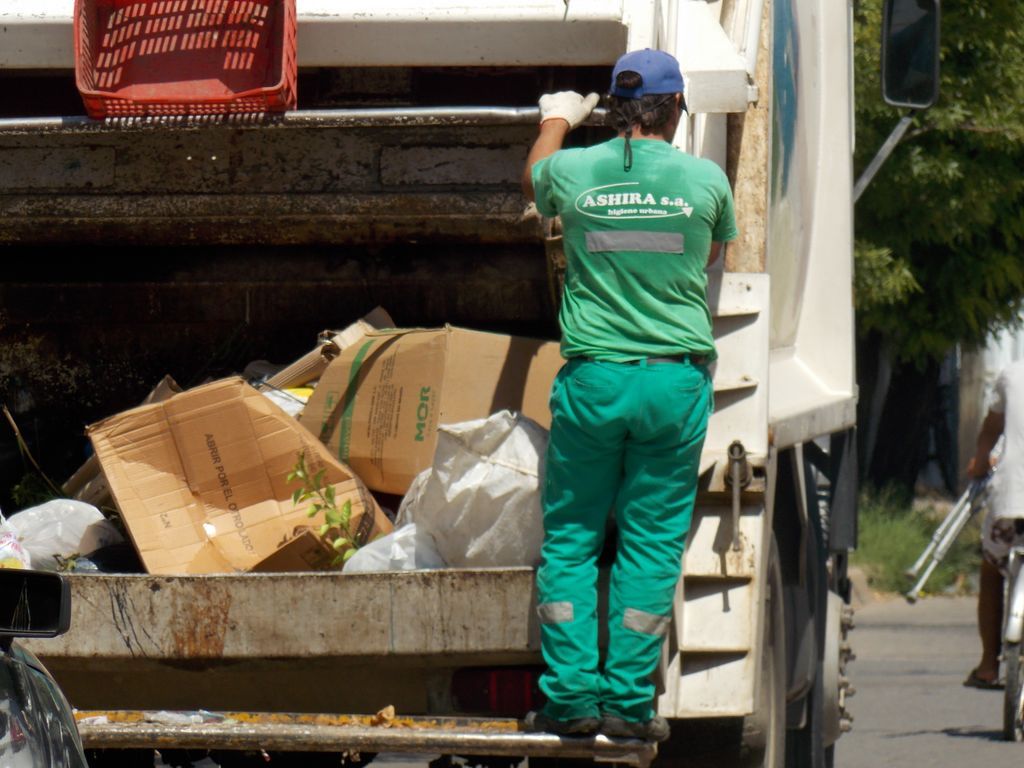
881,0,941,109
0,569,71,638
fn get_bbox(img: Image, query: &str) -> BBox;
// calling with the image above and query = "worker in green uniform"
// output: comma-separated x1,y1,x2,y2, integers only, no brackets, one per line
521,49,738,742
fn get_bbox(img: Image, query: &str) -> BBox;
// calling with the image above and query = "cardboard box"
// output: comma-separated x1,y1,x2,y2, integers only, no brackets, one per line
250,529,338,572
88,378,391,575
63,375,183,509
258,306,395,394
299,326,564,494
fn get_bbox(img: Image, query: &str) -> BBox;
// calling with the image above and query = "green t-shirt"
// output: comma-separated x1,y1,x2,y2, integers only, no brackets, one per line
532,137,738,361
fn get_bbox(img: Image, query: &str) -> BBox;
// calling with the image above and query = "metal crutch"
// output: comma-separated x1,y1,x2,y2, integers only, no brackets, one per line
904,473,992,603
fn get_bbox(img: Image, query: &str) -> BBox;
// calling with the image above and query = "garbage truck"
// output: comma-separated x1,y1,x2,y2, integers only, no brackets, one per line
0,0,935,765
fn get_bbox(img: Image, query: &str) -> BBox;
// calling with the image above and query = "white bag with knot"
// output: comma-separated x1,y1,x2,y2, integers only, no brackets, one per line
402,410,548,568
6,499,124,570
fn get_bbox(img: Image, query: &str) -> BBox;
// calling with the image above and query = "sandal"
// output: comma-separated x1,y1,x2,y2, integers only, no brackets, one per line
963,669,1004,690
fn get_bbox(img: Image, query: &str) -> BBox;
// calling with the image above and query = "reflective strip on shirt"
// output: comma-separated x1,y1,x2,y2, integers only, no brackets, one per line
585,231,684,254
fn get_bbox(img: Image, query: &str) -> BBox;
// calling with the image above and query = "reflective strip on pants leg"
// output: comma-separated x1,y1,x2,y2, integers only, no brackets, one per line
538,601,575,624
622,607,670,636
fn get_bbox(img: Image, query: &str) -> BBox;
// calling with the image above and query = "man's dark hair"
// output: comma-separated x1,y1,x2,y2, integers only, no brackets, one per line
607,70,683,171
607,70,682,135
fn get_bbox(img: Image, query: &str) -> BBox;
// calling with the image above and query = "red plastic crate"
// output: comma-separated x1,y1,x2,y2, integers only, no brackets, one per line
74,0,297,119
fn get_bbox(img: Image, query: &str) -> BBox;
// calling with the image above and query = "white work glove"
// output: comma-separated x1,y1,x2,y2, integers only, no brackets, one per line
539,91,600,130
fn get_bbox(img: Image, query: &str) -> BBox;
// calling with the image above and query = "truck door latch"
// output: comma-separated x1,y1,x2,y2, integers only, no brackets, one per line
726,440,751,552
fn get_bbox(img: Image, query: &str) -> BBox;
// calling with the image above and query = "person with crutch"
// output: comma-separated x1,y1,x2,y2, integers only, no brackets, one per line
520,49,738,740
965,359,1024,689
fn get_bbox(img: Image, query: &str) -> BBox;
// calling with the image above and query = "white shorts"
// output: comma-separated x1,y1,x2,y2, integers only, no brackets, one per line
981,512,1024,568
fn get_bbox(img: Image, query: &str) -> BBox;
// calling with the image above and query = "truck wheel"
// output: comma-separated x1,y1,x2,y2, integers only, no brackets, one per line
821,591,855,746
740,537,786,768
784,592,847,768
1004,641,1024,741
784,669,830,768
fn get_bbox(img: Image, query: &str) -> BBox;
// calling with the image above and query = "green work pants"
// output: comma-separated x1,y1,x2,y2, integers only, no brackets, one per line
537,357,712,722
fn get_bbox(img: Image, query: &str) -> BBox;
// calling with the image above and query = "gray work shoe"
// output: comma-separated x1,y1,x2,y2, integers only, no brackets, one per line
600,714,671,742
523,710,600,735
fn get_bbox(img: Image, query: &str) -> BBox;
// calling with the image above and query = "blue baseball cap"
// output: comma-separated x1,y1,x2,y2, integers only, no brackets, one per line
610,49,684,98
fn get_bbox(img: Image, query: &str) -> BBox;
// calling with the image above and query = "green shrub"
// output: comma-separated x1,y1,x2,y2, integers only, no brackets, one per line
852,487,982,595
10,472,57,509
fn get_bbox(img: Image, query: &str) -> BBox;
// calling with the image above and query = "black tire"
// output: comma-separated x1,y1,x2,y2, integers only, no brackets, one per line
740,538,786,768
785,670,834,768
782,447,833,768
1004,641,1024,742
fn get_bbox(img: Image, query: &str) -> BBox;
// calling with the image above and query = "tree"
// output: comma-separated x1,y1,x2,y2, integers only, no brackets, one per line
854,0,1024,490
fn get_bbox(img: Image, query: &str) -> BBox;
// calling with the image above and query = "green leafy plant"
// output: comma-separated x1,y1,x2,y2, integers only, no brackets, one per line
11,473,57,509
853,241,921,313
853,0,1024,365
287,452,359,566
54,553,83,573
853,0,1024,489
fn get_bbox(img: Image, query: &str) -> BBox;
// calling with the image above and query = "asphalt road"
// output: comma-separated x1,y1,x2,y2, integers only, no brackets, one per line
835,595,1020,767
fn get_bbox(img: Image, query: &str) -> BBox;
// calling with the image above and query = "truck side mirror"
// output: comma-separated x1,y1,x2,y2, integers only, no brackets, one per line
0,570,71,639
881,0,940,109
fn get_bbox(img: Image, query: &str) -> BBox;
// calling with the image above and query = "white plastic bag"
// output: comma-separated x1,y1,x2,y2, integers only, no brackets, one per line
406,410,548,568
260,387,310,418
6,499,124,571
0,515,31,569
395,469,430,527
343,523,446,573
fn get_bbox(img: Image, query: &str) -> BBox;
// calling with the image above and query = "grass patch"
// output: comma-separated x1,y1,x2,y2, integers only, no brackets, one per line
851,487,982,595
